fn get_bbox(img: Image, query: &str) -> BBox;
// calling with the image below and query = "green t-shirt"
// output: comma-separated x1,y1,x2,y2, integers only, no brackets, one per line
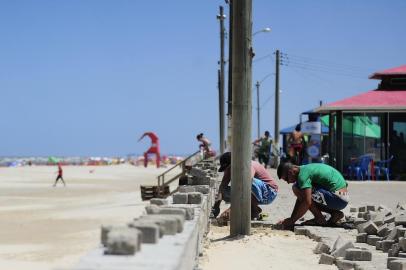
297,163,347,191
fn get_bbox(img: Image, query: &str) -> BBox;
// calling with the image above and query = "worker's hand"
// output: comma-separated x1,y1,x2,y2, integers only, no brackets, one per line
215,192,223,202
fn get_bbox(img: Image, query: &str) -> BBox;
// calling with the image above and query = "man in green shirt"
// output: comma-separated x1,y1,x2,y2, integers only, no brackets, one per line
277,162,349,230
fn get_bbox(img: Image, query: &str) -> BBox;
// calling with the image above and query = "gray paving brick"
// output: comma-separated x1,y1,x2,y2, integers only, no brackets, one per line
160,204,195,220
345,248,372,261
359,206,367,213
150,198,168,206
194,185,210,194
367,235,382,246
173,192,188,204
388,259,406,270
400,237,406,251
336,258,357,270
314,242,331,254
382,240,396,252
178,185,196,193
377,223,390,237
319,253,335,265
104,227,141,255
294,226,309,236
357,233,368,243
127,221,159,244
188,192,203,204
376,241,383,250
395,215,406,226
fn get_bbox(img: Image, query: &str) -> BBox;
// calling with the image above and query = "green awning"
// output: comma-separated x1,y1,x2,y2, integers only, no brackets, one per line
321,115,381,138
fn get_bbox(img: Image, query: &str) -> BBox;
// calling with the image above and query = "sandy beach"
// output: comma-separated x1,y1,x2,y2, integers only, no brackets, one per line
0,164,179,270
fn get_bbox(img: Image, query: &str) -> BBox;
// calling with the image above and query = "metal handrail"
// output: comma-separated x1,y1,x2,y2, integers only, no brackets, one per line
156,150,202,196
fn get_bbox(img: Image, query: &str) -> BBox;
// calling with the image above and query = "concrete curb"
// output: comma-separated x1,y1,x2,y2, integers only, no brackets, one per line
70,159,217,270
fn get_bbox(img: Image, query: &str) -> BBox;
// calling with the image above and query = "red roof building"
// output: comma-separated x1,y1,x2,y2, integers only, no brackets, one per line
316,65,406,180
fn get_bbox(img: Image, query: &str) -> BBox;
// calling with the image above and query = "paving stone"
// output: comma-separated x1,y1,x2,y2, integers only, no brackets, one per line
388,257,401,268
378,224,390,237
358,221,378,235
331,236,355,258
189,167,207,178
385,215,396,224
398,228,406,238
127,221,159,244
372,213,385,226
389,259,406,270
319,253,335,265
388,227,404,242
395,216,406,226
178,185,196,193
356,233,368,243
104,227,141,255
367,205,376,212
336,258,357,270
365,211,377,221
153,207,186,219
137,215,179,235
150,198,169,206
396,203,406,211
188,192,203,204
399,253,406,258
367,235,382,246
389,243,401,257
194,185,210,194
314,242,331,254
172,192,188,204
101,225,114,246
160,205,195,220
294,226,309,236
145,205,161,214
400,237,406,251
383,240,396,252
376,241,383,250
345,248,372,261
358,212,366,218
350,207,358,213
359,206,367,213
354,218,367,226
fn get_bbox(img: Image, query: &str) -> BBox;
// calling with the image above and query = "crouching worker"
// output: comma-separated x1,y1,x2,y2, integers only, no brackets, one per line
277,162,349,230
211,152,278,220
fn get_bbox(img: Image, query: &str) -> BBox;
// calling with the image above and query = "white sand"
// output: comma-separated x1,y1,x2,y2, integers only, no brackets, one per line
0,164,180,270
200,226,336,270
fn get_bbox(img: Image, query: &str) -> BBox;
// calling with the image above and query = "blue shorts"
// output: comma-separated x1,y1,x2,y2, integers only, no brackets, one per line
221,178,277,205
251,178,277,204
310,185,348,210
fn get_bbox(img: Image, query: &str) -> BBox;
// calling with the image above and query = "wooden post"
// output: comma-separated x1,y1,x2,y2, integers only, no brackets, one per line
230,0,252,236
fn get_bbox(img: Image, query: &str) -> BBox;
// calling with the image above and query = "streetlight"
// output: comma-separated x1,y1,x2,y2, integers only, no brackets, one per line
255,73,274,139
253,27,271,36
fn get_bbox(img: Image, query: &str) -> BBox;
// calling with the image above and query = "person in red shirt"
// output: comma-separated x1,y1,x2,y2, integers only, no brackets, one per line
53,163,66,187
138,132,161,168
212,152,278,220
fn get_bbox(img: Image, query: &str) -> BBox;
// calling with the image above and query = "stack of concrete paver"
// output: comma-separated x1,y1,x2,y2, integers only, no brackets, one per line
294,202,406,270
73,159,218,270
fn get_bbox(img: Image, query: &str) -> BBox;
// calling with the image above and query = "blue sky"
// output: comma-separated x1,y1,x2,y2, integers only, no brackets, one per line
0,1,405,157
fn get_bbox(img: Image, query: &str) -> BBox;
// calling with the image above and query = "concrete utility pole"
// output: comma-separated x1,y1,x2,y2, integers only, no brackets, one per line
256,81,260,139
230,0,252,236
226,0,233,150
274,50,280,147
217,6,226,154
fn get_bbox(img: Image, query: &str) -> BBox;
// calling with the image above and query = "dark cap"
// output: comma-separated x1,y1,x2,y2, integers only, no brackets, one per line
218,152,231,172
277,162,293,180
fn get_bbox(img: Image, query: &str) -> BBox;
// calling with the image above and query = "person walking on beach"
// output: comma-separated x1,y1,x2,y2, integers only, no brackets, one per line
277,162,349,230
53,163,66,187
253,130,272,168
212,152,278,220
196,133,216,159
